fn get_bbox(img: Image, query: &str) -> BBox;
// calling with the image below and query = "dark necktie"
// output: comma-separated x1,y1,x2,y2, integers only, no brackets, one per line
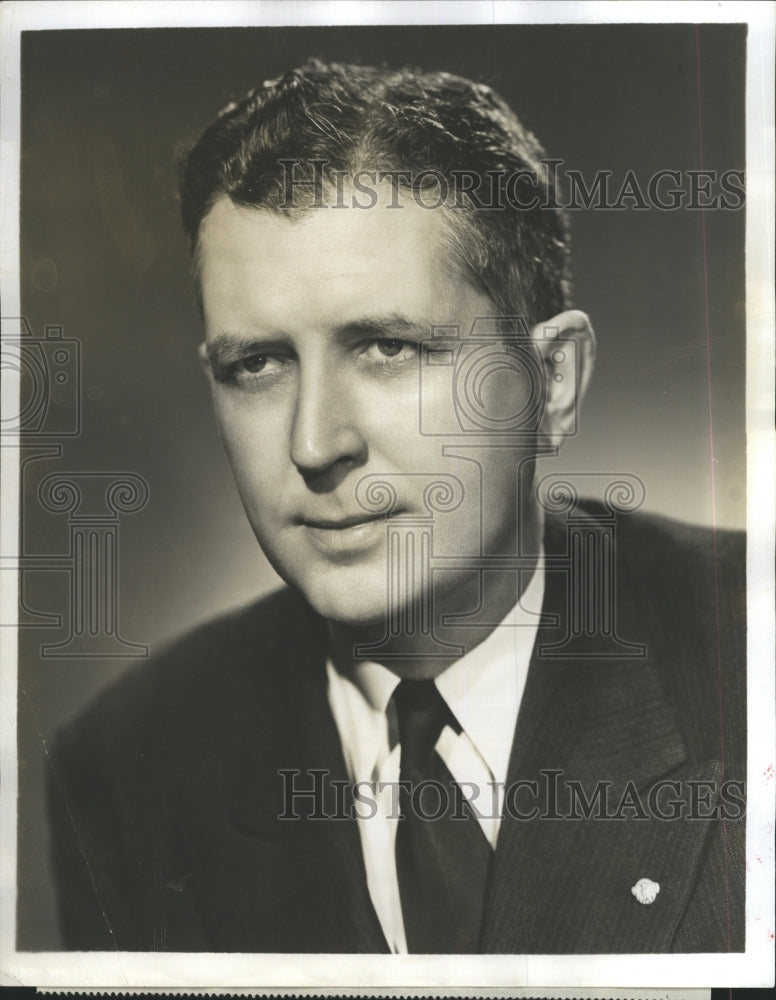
392,678,492,953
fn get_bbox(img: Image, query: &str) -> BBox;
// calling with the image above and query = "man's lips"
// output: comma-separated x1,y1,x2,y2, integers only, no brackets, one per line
298,510,402,530
296,509,404,559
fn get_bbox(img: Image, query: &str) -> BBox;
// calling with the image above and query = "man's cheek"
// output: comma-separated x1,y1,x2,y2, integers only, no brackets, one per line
219,435,255,490
217,415,274,474
215,434,283,526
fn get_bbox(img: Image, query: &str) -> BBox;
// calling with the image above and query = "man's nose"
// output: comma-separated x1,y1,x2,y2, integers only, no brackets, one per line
289,365,368,477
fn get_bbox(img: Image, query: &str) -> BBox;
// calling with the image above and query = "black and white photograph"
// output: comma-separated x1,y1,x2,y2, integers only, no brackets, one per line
1,0,773,991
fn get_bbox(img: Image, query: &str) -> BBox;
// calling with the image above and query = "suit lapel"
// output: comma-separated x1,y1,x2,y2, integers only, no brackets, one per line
481,513,720,953
291,653,390,952
184,593,387,953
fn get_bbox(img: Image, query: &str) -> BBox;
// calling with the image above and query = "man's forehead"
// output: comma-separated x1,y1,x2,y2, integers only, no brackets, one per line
198,187,447,265
196,192,496,336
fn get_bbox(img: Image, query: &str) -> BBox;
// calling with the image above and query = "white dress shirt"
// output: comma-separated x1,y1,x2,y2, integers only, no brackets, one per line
326,562,545,953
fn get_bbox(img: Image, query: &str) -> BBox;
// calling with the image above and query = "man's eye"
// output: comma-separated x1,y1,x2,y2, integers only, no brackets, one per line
376,339,405,358
217,353,284,387
365,339,418,363
239,354,268,374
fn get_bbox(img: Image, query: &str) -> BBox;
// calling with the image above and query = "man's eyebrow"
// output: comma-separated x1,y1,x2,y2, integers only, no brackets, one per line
207,315,431,363
206,334,280,366
333,314,432,340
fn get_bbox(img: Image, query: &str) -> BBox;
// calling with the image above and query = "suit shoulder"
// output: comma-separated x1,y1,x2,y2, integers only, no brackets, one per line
568,504,746,673
614,509,745,596
569,505,747,768
616,508,744,555
54,586,320,770
140,584,313,683
574,503,744,579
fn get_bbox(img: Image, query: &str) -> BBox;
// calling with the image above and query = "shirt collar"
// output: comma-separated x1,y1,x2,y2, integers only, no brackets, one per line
435,558,544,786
328,556,544,787
349,657,400,714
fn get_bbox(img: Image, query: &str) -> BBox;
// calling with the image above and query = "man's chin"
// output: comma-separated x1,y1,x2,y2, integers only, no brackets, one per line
286,572,391,630
303,594,390,631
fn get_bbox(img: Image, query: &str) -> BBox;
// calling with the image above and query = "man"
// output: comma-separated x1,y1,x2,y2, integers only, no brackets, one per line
48,60,746,954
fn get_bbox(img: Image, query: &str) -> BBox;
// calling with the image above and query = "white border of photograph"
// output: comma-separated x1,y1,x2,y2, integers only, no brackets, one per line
1,0,773,990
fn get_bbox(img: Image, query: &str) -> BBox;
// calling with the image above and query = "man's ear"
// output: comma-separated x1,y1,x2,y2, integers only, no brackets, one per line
531,309,596,448
197,342,212,380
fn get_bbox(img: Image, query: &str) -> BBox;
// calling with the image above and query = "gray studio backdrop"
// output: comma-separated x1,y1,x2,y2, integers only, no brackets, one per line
16,23,745,948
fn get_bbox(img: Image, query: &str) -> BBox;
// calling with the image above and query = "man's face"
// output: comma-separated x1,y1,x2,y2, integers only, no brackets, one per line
198,192,542,627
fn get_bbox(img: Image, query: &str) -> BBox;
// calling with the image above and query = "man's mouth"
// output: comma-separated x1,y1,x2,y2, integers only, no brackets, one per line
298,510,402,558
300,512,389,530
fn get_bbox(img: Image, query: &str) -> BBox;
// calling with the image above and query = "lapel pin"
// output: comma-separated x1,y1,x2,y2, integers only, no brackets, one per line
631,877,660,905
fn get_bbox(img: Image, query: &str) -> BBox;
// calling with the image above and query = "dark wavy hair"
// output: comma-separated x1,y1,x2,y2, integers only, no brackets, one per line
179,59,571,325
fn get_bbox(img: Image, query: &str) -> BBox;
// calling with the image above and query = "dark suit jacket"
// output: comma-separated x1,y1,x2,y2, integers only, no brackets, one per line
47,507,747,953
